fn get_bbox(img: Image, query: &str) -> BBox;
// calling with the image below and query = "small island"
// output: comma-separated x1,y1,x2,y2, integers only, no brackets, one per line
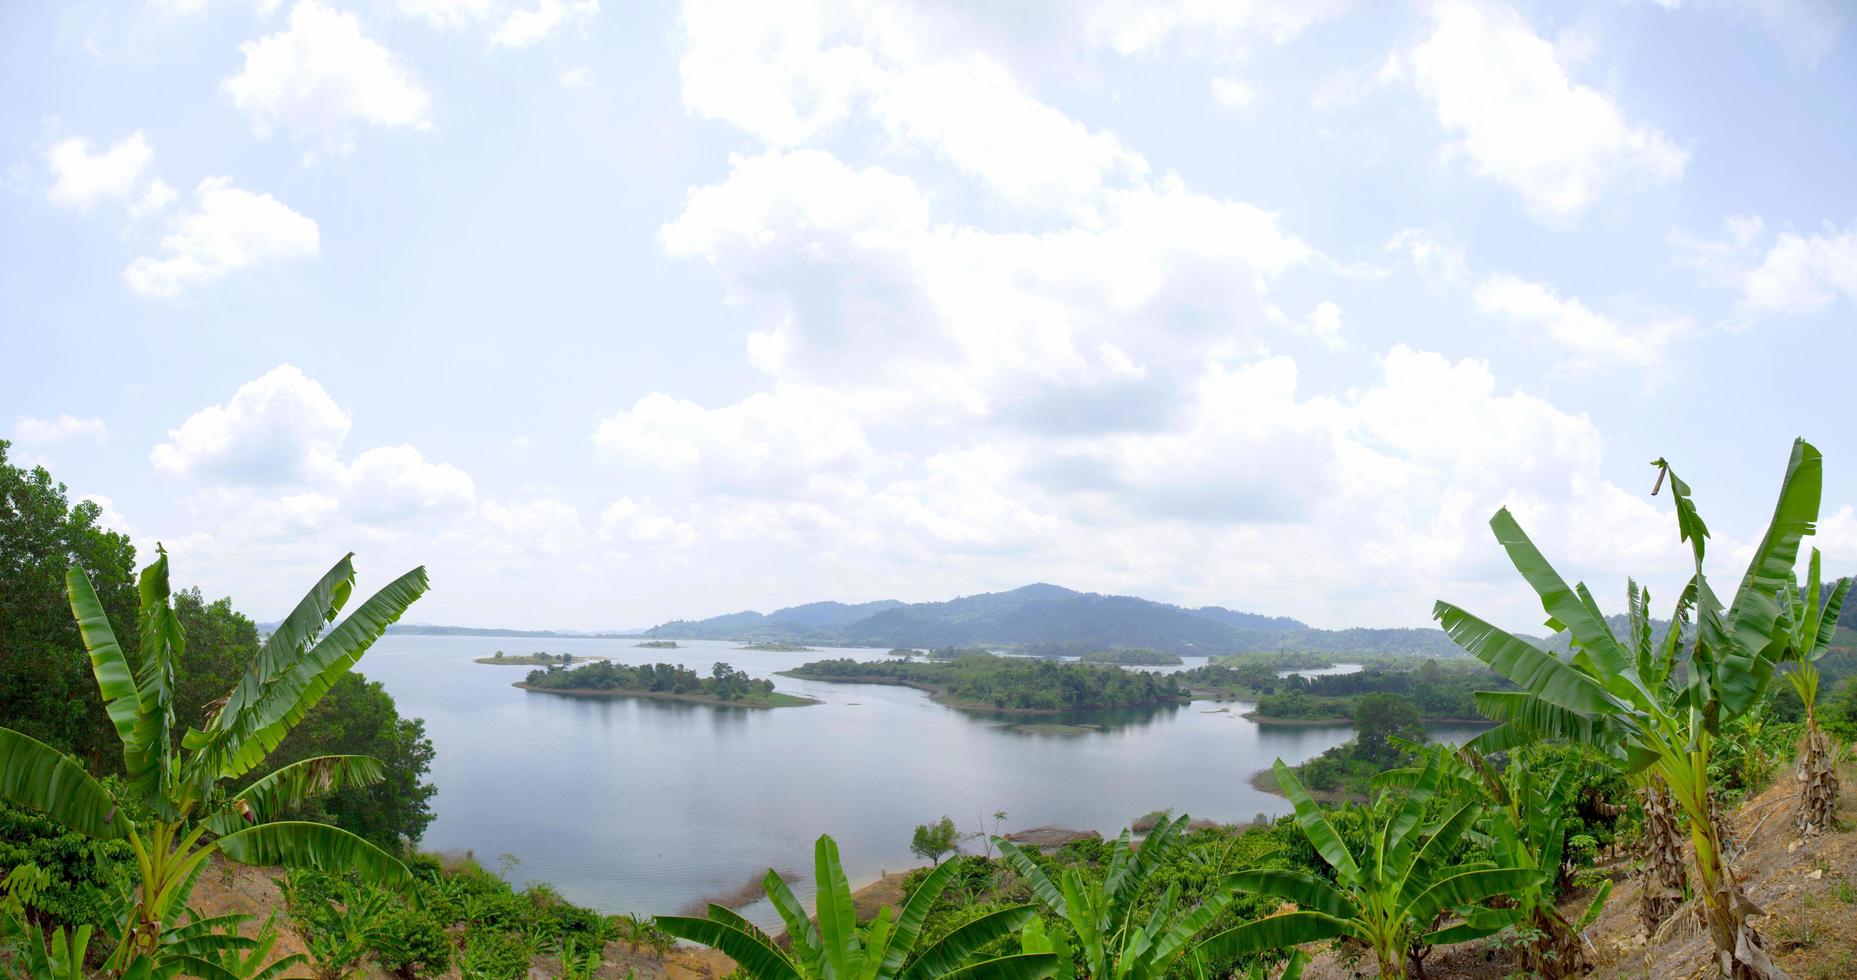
1077,648,1183,666
517,660,817,708
737,641,814,652
635,640,679,649
779,653,1187,713
474,651,597,666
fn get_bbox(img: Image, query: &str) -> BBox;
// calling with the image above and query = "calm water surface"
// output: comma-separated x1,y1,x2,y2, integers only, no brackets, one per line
359,637,1482,925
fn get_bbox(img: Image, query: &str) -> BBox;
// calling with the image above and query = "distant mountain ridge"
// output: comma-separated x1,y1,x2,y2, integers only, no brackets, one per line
641,583,1468,656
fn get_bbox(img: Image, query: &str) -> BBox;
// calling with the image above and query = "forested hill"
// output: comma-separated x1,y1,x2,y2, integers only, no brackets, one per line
642,583,1470,656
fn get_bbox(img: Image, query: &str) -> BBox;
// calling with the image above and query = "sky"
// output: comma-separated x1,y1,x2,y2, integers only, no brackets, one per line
2,0,1855,633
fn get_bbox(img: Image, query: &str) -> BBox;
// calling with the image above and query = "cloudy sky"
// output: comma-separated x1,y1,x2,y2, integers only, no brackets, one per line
3,0,1855,632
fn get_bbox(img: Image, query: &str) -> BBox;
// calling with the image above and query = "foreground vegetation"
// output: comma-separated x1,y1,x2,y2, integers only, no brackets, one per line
781,653,1187,712
520,659,817,706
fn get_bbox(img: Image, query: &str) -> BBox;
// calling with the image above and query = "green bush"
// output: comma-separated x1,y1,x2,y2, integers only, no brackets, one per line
372,906,452,979
458,929,531,980
0,800,132,928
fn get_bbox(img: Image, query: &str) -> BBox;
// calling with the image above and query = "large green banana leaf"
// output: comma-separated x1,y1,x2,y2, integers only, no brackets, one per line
205,755,386,835
65,567,159,801
213,821,412,892
0,727,130,839
653,915,801,980
1269,761,1359,883
899,907,1037,980
1432,602,1614,716
933,954,1056,980
1195,910,1356,957
1220,870,1350,919
201,566,429,780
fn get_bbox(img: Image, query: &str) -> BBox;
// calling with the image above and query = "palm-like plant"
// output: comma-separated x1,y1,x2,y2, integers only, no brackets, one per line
996,814,1238,980
1384,745,1610,977
1199,759,1537,980
1778,549,1851,835
656,835,1054,980
1434,439,1824,979
0,547,428,973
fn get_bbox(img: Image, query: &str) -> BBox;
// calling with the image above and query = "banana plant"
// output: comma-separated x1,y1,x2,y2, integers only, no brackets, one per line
1434,439,1823,980
1197,759,1537,980
1380,745,1609,978
1778,548,1851,835
0,546,428,975
0,909,92,980
656,835,1054,980
996,813,1239,980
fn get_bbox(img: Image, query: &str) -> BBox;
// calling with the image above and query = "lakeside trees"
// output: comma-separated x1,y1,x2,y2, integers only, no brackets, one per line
784,654,1185,711
521,659,782,703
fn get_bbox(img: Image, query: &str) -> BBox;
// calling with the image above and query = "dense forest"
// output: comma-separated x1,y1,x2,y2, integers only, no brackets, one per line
782,653,1188,711
521,659,809,706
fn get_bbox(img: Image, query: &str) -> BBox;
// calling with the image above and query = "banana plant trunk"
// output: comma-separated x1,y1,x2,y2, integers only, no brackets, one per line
1684,782,1787,980
1638,779,1686,937
1521,907,1589,978
1795,714,1837,837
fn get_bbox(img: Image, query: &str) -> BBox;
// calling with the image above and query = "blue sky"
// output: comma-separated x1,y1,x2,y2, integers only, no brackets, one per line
3,0,1855,632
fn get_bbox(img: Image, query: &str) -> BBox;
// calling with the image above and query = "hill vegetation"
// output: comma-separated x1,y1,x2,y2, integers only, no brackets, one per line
519,660,815,707
642,582,1475,656
780,653,1187,712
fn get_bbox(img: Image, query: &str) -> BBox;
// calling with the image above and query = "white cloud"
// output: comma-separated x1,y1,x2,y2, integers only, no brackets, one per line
558,67,590,89
128,178,178,220
677,1,1153,215
598,498,697,548
45,132,153,210
478,497,582,555
343,445,476,521
223,0,431,153
1384,227,1468,285
394,0,597,45
592,387,873,499
1210,76,1256,110
152,364,350,484
492,0,598,47
662,149,1313,430
1672,216,1857,322
1474,273,1690,375
1085,0,1350,53
1407,0,1688,219
14,414,109,444
123,177,320,299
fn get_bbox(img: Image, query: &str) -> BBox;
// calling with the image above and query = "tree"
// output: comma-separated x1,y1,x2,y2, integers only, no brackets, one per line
1199,759,1536,980
911,816,960,865
997,814,1240,980
0,546,428,973
1352,693,1424,767
0,441,140,774
657,835,1052,980
1777,549,1850,835
1435,439,1823,979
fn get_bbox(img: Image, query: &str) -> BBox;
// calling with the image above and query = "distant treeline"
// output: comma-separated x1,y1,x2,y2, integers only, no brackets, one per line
1252,661,1512,720
524,660,774,701
783,654,1186,711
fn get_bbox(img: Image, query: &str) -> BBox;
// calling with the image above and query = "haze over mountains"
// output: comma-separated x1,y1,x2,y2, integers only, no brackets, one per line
639,583,1466,656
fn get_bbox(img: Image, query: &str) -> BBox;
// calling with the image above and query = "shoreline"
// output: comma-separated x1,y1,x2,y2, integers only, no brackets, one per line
776,671,1189,715
1238,709,1493,726
512,682,820,708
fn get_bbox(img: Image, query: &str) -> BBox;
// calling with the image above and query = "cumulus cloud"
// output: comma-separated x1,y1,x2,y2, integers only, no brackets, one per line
14,414,109,444
123,177,320,299
394,0,597,46
663,149,1314,430
592,387,872,499
223,0,431,154
1671,215,1857,322
1474,274,1690,376
151,365,475,523
152,365,350,484
45,131,153,210
598,498,697,548
1384,227,1468,285
1405,0,1688,220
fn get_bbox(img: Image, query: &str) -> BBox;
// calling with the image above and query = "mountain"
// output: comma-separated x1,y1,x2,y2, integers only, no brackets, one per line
643,584,1467,656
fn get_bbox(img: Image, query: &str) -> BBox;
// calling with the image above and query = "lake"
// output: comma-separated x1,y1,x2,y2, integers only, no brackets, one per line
358,636,1484,925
